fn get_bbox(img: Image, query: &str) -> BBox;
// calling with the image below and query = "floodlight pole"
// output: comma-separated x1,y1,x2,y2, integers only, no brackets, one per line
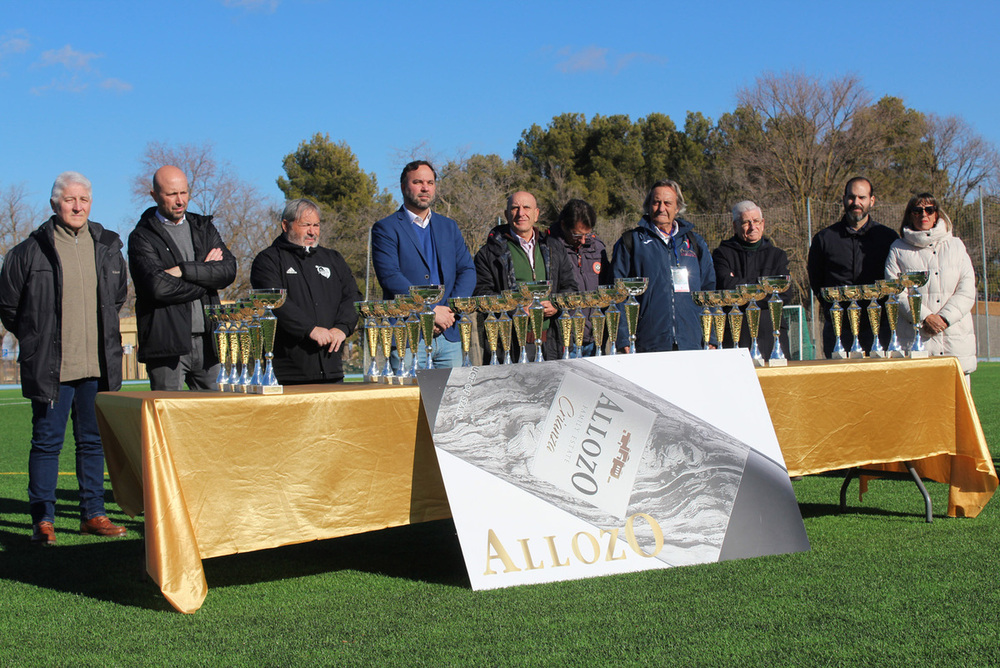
980,187,990,360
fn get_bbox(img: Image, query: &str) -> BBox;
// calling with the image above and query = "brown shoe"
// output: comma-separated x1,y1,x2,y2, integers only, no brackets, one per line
80,515,127,537
31,521,56,546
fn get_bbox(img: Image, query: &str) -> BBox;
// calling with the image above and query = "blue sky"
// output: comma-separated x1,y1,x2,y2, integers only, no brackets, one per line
1,0,997,237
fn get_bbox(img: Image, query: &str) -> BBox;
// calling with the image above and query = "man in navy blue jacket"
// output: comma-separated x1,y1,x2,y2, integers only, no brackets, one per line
611,179,715,352
371,161,476,369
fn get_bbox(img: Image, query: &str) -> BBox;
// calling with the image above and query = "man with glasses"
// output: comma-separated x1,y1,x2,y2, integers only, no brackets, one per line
807,176,899,357
713,200,791,359
548,199,611,356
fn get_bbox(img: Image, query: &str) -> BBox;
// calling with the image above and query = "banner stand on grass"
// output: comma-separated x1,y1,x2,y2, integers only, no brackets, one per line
418,349,809,590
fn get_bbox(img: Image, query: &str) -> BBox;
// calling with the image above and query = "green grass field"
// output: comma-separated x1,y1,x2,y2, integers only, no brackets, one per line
2,370,999,666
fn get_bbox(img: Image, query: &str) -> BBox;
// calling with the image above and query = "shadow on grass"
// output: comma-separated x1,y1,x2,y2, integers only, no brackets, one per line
797,501,938,522
203,518,470,590
1,491,468,612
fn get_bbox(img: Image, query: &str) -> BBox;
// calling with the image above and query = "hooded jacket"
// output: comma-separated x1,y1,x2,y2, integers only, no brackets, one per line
128,207,237,362
0,217,127,403
885,220,977,373
610,216,715,352
250,234,360,383
547,229,613,344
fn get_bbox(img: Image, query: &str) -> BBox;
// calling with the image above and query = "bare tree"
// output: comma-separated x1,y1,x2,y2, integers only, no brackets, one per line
0,182,43,362
926,114,1000,206
130,141,280,300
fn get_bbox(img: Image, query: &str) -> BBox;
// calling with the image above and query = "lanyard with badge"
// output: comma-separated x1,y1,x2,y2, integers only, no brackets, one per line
668,232,690,292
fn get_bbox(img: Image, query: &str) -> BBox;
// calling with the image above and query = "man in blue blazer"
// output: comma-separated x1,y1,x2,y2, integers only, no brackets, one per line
371,160,476,368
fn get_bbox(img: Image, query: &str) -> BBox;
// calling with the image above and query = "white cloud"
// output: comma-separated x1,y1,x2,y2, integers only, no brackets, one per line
100,77,133,92
37,44,102,71
30,76,88,95
0,29,31,57
552,45,666,75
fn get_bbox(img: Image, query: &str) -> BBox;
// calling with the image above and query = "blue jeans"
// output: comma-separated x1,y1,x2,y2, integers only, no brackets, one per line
391,335,464,372
28,379,107,524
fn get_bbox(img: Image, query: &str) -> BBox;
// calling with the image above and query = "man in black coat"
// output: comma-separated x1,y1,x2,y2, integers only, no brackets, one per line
129,165,237,390
713,200,791,362
0,171,127,544
250,199,360,384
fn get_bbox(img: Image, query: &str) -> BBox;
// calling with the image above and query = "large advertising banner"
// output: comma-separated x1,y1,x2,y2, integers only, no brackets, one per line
418,349,809,590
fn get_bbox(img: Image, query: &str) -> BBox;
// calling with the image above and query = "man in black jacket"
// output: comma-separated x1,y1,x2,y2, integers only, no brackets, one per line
0,171,128,544
250,199,360,384
807,177,899,357
129,165,237,390
473,191,579,361
712,200,791,361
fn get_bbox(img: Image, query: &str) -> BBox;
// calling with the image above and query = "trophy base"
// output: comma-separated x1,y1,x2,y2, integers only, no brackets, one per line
830,350,848,360
848,351,866,359
887,349,906,359
767,358,788,367
259,384,283,395
869,349,886,359
752,357,766,368
909,350,930,359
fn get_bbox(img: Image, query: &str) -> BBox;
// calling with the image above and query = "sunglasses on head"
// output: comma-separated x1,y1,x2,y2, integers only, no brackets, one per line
912,205,937,215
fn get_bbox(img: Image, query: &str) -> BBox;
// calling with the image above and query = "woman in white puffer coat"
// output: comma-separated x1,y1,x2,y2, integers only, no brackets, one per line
885,193,977,375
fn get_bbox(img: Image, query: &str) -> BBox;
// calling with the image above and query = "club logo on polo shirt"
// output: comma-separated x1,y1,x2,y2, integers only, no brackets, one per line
316,266,331,279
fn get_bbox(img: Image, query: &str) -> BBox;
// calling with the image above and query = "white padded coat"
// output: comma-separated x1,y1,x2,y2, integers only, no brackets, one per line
885,220,977,373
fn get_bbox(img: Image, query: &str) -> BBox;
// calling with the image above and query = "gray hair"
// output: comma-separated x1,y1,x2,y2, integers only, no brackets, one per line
643,179,687,216
731,200,762,222
50,171,92,207
280,198,321,224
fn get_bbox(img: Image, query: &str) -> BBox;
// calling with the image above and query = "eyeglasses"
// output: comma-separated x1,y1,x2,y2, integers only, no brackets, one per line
569,232,593,241
911,206,937,215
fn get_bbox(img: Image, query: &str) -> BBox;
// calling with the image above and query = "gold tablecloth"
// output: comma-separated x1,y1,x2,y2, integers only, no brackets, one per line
95,385,450,614
96,357,996,614
757,357,997,518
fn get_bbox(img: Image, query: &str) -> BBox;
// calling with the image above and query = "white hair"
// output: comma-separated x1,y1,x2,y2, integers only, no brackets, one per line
731,200,761,222
50,171,92,207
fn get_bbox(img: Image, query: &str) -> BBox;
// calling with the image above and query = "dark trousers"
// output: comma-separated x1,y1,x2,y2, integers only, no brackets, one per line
28,378,107,524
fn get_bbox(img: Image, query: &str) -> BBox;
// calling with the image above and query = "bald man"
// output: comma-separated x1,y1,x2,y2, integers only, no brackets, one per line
473,191,578,361
128,165,236,390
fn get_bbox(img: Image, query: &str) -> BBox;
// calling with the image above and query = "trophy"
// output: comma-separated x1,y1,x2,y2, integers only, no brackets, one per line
205,305,230,390
476,295,502,366
394,295,423,379
564,291,587,359
409,285,446,369
859,284,886,358
597,285,622,355
448,297,477,367
738,284,767,366
704,290,726,350
587,290,610,357
233,301,253,392
876,278,906,358
387,299,411,384
616,277,648,354
759,275,790,366
369,300,394,381
518,281,552,362
552,293,574,360
722,289,749,349
690,291,712,351
250,288,286,392
840,285,866,359
356,301,381,382
898,271,930,358
224,304,242,389
820,286,848,360
240,300,264,391
497,291,520,365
